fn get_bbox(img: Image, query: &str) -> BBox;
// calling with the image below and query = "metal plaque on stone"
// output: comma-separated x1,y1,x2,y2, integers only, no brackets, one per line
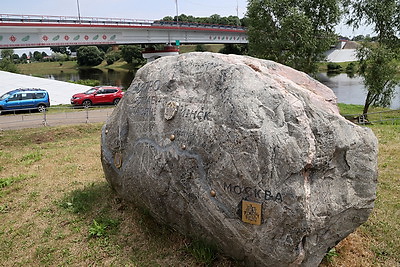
242,200,262,225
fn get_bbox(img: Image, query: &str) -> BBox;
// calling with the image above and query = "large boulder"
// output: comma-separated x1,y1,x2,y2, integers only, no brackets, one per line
101,52,378,266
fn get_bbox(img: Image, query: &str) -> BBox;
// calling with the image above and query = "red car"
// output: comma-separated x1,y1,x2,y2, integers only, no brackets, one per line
71,86,124,107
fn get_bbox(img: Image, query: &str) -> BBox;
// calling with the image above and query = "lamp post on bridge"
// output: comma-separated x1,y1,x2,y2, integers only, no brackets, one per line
175,0,179,23
76,0,81,23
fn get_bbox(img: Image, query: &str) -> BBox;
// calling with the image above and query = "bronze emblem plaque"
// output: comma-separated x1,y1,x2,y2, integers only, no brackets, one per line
242,200,262,225
114,152,122,169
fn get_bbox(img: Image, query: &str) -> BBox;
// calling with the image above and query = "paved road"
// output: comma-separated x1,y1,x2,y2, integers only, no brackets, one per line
0,108,114,130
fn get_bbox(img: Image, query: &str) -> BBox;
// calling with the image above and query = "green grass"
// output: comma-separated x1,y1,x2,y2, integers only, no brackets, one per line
58,182,109,214
338,103,400,124
0,174,31,188
178,44,224,53
364,124,400,264
318,61,359,73
185,239,218,266
18,61,79,76
0,122,398,266
0,124,234,266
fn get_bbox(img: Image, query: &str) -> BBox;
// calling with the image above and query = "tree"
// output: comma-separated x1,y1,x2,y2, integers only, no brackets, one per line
195,44,207,52
33,51,43,62
343,0,400,114
246,0,340,73
1,49,14,60
50,46,71,55
343,0,400,48
76,46,105,66
219,44,248,55
0,49,18,73
357,44,399,114
20,53,28,63
0,59,19,73
120,45,145,67
105,50,121,65
52,52,68,62
162,16,174,21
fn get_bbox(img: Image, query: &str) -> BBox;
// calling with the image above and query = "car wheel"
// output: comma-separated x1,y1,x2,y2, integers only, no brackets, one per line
113,98,121,105
38,104,47,113
82,100,92,108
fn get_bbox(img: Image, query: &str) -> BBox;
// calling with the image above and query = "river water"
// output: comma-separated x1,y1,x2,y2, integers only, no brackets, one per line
46,68,400,110
45,68,136,90
317,73,400,110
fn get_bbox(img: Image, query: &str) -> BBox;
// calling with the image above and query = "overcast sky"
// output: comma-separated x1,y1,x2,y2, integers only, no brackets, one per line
3,0,373,44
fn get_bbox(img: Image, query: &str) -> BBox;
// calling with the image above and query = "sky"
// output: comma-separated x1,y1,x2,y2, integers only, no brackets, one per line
2,0,373,37
2,0,247,21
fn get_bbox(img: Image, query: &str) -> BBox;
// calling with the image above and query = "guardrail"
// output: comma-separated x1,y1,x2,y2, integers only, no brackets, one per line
0,106,114,130
0,13,154,27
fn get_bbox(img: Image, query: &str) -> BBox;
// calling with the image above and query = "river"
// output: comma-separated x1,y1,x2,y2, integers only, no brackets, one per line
45,68,136,90
317,73,400,110
46,68,400,110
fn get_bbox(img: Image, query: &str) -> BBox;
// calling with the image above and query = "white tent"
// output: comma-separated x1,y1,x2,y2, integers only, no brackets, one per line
0,71,91,105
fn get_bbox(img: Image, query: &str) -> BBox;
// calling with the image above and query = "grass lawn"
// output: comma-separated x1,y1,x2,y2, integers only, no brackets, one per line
17,61,79,76
0,106,399,266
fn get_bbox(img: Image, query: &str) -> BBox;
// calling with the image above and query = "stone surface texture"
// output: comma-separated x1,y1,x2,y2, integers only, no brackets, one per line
101,52,378,266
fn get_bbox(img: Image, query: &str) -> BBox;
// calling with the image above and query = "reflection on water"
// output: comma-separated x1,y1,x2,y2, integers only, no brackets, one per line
45,68,136,90
317,73,400,110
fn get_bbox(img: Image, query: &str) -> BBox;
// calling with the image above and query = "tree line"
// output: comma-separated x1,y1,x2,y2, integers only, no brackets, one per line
160,14,245,26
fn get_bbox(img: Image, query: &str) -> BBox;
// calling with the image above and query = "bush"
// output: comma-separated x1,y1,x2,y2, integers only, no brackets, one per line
195,44,207,52
105,51,121,65
77,46,105,66
0,59,19,73
68,79,100,87
327,62,343,73
121,45,145,67
346,62,356,73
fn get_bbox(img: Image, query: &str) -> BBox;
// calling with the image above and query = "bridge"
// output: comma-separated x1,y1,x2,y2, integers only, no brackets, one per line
0,14,248,49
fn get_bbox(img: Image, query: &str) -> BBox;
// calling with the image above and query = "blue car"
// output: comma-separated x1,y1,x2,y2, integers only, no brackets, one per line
0,88,50,114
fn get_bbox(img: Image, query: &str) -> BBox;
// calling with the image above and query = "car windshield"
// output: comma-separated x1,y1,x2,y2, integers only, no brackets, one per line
84,88,98,94
0,93,11,101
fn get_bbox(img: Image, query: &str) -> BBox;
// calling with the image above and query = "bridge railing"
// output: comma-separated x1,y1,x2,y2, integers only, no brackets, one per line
0,13,246,31
0,13,154,27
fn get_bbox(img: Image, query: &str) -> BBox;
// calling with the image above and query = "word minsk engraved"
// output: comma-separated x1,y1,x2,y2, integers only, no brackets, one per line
242,200,262,225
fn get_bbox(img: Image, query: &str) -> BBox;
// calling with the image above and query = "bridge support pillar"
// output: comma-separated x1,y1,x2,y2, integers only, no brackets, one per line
142,45,179,63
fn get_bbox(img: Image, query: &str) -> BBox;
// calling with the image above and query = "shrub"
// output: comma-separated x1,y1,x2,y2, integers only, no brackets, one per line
327,62,342,72
76,46,105,66
105,51,121,65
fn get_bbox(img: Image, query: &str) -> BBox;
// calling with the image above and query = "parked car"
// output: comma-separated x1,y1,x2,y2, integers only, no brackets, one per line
70,86,124,107
0,88,50,114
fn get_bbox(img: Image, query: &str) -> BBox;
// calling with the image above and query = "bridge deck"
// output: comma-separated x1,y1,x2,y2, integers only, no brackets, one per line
0,14,248,48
